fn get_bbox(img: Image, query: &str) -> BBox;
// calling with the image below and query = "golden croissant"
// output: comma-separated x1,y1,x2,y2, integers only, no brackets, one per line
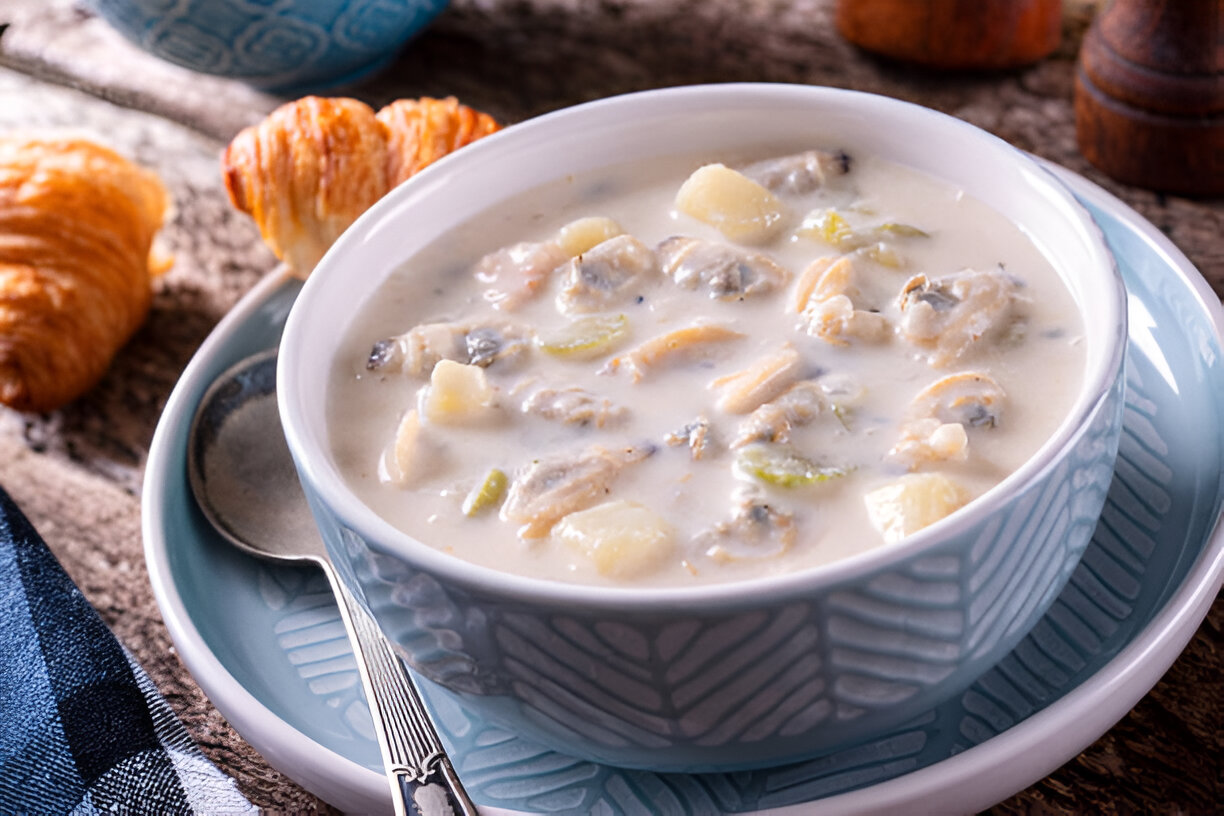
0,137,169,413
224,96,500,277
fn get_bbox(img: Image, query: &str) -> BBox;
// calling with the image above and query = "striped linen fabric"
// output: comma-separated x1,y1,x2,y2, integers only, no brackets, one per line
0,486,255,814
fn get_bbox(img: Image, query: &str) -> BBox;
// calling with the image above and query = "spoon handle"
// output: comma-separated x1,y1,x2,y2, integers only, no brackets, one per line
324,562,479,816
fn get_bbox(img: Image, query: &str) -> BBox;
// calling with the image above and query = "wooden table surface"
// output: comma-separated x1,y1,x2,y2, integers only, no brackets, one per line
1,1,1220,813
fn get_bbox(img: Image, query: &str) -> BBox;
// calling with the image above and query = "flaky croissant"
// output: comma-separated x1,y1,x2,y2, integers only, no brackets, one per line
223,96,500,278
0,137,169,413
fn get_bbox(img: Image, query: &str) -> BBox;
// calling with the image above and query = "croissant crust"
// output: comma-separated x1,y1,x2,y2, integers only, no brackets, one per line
223,96,500,277
0,137,168,413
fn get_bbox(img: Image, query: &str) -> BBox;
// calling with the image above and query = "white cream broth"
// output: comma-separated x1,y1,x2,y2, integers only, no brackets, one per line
327,150,1085,587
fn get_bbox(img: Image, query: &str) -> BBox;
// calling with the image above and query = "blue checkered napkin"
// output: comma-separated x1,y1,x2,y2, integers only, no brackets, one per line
0,486,255,814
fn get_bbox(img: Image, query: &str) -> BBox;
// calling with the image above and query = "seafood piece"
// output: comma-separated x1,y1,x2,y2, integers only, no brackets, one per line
475,240,569,311
791,256,857,312
537,313,629,359
739,149,852,195
521,384,628,428
554,500,674,578
889,372,1005,469
557,216,624,257
898,268,1024,366
556,234,657,315
674,164,786,244
864,472,968,544
906,371,1006,428
736,443,849,488
500,443,654,538
696,485,797,563
732,380,829,447
888,419,969,470
665,415,714,461
368,319,533,376
803,296,891,346
792,257,890,346
657,236,789,301
709,343,803,414
604,323,744,382
422,360,497,425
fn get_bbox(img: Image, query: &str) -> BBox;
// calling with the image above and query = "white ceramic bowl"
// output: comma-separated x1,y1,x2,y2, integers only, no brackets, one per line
278,84,1127,772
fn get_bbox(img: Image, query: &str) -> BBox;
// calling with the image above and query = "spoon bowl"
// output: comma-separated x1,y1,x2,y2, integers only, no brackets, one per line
187,348,476,816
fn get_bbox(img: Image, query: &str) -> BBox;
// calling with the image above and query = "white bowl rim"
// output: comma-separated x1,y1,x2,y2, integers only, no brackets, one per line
279,82,1127,610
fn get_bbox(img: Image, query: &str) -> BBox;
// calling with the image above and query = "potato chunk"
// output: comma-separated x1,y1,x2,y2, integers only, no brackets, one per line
557,216,624,257
382,409,428,487
422,360,495,424
674,164,785,244
553,500,673,578
864,472,968,544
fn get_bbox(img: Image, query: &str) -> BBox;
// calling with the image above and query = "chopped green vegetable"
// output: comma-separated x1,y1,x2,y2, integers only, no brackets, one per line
831,404,853,431
799,208,929,253
859,241,904,268
736,444,848,488
877,222,930,238
800,208,854,247
462,468,508,516
537,314,629,358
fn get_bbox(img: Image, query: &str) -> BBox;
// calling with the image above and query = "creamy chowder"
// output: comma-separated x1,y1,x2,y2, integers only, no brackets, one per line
327,149,1085,587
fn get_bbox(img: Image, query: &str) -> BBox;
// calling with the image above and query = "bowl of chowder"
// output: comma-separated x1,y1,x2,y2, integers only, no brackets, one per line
278,84,1126,772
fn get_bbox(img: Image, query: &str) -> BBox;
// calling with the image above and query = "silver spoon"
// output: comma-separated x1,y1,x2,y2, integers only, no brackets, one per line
187,348,477,816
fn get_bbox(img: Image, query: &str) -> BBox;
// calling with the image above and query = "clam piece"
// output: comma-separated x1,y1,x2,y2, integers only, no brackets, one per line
792,256,891,347
889,372,1005,470
674,164,786,244
898,268,1024,366
696,485,797,563
368,319,532,376
803,296,891,347
521,384,628,428
475,240,569,311
665,415,714,461
888,419,970,470
739,149,852,195
556,234,658,315
709,343,803,414
732,380,829,448
657,236,789,301
500,443,654,538
906,371,1007,428
791,256,857,312
604,323,744,382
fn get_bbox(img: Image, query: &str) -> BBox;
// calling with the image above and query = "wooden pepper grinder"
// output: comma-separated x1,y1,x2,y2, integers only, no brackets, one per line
1076,0,1223,195
835,0,1062,70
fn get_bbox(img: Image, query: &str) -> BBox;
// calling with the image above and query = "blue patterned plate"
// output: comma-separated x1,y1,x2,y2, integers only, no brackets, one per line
143,166,1224,815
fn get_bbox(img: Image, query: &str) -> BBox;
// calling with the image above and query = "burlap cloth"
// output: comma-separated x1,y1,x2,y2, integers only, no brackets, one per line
0,1,1219,812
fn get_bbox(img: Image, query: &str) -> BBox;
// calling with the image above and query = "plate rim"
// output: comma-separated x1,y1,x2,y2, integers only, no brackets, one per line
141,166,1224,815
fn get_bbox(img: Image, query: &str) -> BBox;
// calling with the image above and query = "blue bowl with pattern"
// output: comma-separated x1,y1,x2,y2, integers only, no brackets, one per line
86,0,449,91
277,85,1127,772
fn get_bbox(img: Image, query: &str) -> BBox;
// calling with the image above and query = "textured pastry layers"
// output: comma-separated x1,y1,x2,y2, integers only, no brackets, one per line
0,137,169,413
223,96,500,278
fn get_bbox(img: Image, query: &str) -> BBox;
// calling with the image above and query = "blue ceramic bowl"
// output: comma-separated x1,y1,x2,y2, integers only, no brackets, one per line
278,85,1127,772
87,0,449,91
